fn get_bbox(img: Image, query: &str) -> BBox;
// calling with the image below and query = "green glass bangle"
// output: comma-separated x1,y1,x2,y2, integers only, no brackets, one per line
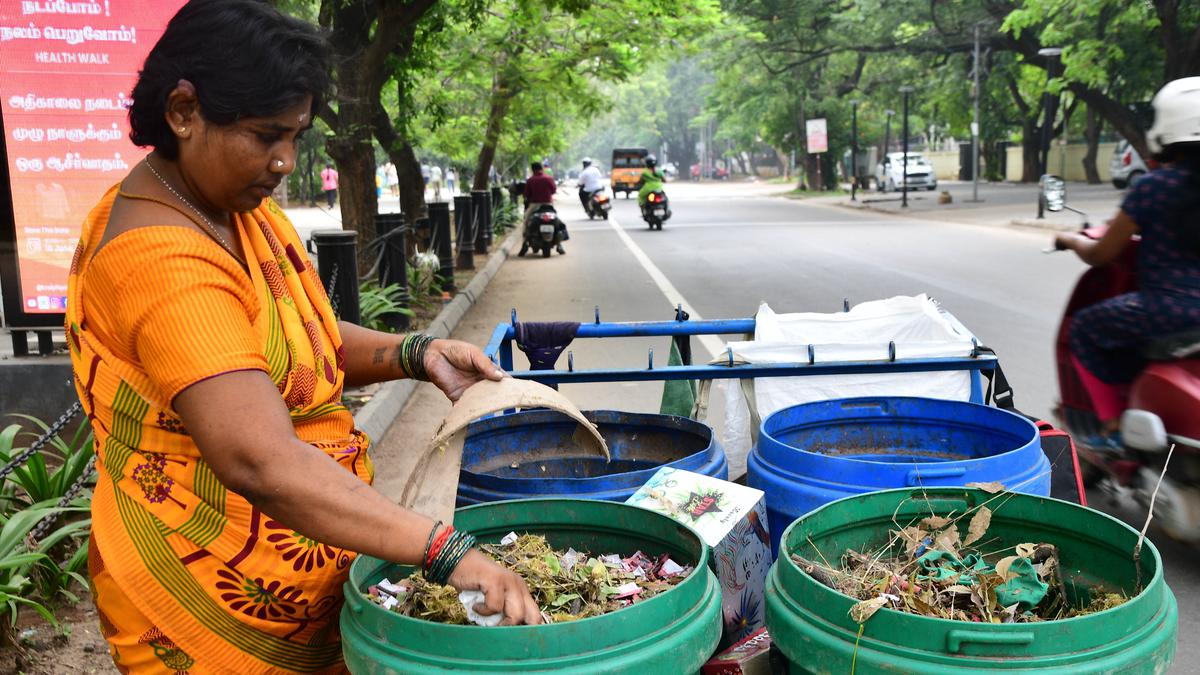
421,520,443,574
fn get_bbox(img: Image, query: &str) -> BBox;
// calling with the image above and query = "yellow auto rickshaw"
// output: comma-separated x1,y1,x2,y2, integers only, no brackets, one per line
611,147,649,199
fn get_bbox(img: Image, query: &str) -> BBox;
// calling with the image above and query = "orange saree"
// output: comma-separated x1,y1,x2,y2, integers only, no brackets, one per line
66,186,372,673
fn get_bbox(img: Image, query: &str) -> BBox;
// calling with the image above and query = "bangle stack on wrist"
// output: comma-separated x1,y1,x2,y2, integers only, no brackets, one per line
398,334,436,381
421,523,477,585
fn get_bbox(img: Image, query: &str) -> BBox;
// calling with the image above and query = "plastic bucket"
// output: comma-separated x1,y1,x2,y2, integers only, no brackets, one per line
341,498,723,674
748,397,1049,554
765,487,1177,673
458,410,727,505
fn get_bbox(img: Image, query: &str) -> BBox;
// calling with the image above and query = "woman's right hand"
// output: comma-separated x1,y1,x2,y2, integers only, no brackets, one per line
448,549,542,625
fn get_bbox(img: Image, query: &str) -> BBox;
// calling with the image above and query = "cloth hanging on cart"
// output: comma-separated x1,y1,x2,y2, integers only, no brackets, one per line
514,321,580,370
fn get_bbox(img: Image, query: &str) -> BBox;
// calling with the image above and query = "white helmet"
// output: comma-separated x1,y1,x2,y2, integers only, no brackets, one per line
1146,77,1200,154
582,157,592,167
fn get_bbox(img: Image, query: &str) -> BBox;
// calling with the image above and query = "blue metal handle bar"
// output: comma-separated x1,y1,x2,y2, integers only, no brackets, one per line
495,355,997,384
484,316,995,403
484,318,754,364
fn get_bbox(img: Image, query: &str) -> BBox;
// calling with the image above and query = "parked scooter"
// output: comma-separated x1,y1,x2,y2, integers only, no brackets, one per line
584,190,611,220
519,204,567,258
1045,176,1200,542
641,190,671,230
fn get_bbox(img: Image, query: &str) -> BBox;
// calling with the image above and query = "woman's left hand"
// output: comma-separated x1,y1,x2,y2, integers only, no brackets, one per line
424,339,506,402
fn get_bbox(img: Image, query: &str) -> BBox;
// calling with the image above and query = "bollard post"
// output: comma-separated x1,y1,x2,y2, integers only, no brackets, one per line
312,229,361,326
514,180,526,210
454,194,475,270
490,186,502,217
472,190,490,255
428,201,456,293
483,190,494,246
375,212,410,332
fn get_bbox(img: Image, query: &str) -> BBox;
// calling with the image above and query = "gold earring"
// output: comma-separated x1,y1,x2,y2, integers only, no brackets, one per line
178,127,186,132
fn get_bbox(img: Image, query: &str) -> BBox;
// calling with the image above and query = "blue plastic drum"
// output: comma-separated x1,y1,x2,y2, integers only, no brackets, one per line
458,410,728,505
748,397,1048,555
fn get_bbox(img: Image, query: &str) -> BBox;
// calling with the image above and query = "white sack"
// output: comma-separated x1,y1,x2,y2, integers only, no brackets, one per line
720,296,978,477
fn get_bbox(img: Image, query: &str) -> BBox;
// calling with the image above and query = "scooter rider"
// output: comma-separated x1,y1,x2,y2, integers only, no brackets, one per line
636,155,666,207
523,161,566,253
1053,77,1200,447
578,157,605,210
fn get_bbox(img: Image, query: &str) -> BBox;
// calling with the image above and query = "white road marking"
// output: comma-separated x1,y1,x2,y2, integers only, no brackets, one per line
607,214,725,358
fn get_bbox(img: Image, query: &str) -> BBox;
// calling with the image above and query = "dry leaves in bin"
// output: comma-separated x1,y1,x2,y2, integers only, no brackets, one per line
793,494,1128,627
366,534,693,625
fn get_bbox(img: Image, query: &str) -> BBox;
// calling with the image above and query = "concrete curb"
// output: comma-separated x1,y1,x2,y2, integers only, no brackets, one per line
354,226,522,443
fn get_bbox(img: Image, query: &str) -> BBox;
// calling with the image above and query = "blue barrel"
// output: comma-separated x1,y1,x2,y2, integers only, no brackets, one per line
747,397,1048,555
458,410,728,505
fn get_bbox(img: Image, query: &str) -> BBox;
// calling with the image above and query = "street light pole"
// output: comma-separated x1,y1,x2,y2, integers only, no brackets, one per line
899,86,914,208
971,23,982,203
851,99,859,201
1036,47,1062,219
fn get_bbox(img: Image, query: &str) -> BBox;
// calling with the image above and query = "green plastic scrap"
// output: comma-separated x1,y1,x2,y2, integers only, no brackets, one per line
916,551,989,584
994,557,1049,608
917,550,1049,609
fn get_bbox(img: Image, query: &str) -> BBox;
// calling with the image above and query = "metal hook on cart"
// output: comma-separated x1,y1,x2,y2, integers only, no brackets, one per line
843,298,850,312
511,308,518,326
594,306,601,324
567,352,575,372
971,337,980,357
727,347,735,367
808,344,815,365
648,348,654,370
888,341,897,362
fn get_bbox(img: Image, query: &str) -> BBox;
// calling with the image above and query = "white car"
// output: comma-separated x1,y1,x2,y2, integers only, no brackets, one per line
876,152,938,192
1110,140,1149,189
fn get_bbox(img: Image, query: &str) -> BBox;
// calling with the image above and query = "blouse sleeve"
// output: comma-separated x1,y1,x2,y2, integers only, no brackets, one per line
86,228,269,402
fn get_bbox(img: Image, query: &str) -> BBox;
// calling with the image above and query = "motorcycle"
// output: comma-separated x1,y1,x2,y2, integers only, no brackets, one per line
583,189,611,220
641,190,671,231
1045,176,1200,541
519,204,567,258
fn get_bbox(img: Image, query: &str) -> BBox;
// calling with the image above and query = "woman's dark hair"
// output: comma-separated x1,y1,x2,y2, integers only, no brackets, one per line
129,0,331,159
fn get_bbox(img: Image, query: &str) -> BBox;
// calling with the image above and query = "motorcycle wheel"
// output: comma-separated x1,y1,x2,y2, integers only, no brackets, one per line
602,212,608,220
542,245,551,258
518,242,528,257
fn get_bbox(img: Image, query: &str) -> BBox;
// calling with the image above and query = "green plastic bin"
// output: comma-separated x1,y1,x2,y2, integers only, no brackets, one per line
341,498,722,674
765,487,1177,674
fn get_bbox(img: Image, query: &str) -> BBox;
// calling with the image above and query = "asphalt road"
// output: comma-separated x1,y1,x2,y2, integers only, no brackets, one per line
412,180,1192,667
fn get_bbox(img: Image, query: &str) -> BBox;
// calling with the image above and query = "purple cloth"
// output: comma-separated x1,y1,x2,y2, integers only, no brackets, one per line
515,322,580,370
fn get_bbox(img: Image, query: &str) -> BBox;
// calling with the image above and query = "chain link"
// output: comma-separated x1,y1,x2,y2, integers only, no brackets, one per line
29,455,96,542
0,401,81,483
326,261,340,317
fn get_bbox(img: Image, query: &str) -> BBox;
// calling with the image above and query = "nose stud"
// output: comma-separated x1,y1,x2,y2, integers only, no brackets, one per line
274,160,285,168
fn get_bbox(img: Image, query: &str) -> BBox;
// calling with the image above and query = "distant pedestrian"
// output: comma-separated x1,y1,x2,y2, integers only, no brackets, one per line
386,162,398,196
431,164,443,200
446,167,457,195
321,162,338,208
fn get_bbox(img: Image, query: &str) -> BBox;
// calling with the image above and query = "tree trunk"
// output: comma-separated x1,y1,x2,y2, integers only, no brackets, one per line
1082,104,1103,185
1020,121,1041,183
473,72,515,192
325,59,380,270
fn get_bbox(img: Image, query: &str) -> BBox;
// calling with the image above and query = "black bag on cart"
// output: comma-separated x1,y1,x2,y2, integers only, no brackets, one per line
978,347,1088,506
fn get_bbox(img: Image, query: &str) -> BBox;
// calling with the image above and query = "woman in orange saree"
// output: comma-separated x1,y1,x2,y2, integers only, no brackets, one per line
66,2,540,672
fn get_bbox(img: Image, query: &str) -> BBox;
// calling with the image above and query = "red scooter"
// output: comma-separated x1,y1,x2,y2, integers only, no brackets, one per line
1054,223,1200,542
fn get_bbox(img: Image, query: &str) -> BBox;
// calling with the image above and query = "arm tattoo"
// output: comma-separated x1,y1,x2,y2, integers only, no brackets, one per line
372,347,387,365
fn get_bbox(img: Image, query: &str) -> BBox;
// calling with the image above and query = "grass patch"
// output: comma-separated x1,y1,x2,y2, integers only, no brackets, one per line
783,188,849,200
